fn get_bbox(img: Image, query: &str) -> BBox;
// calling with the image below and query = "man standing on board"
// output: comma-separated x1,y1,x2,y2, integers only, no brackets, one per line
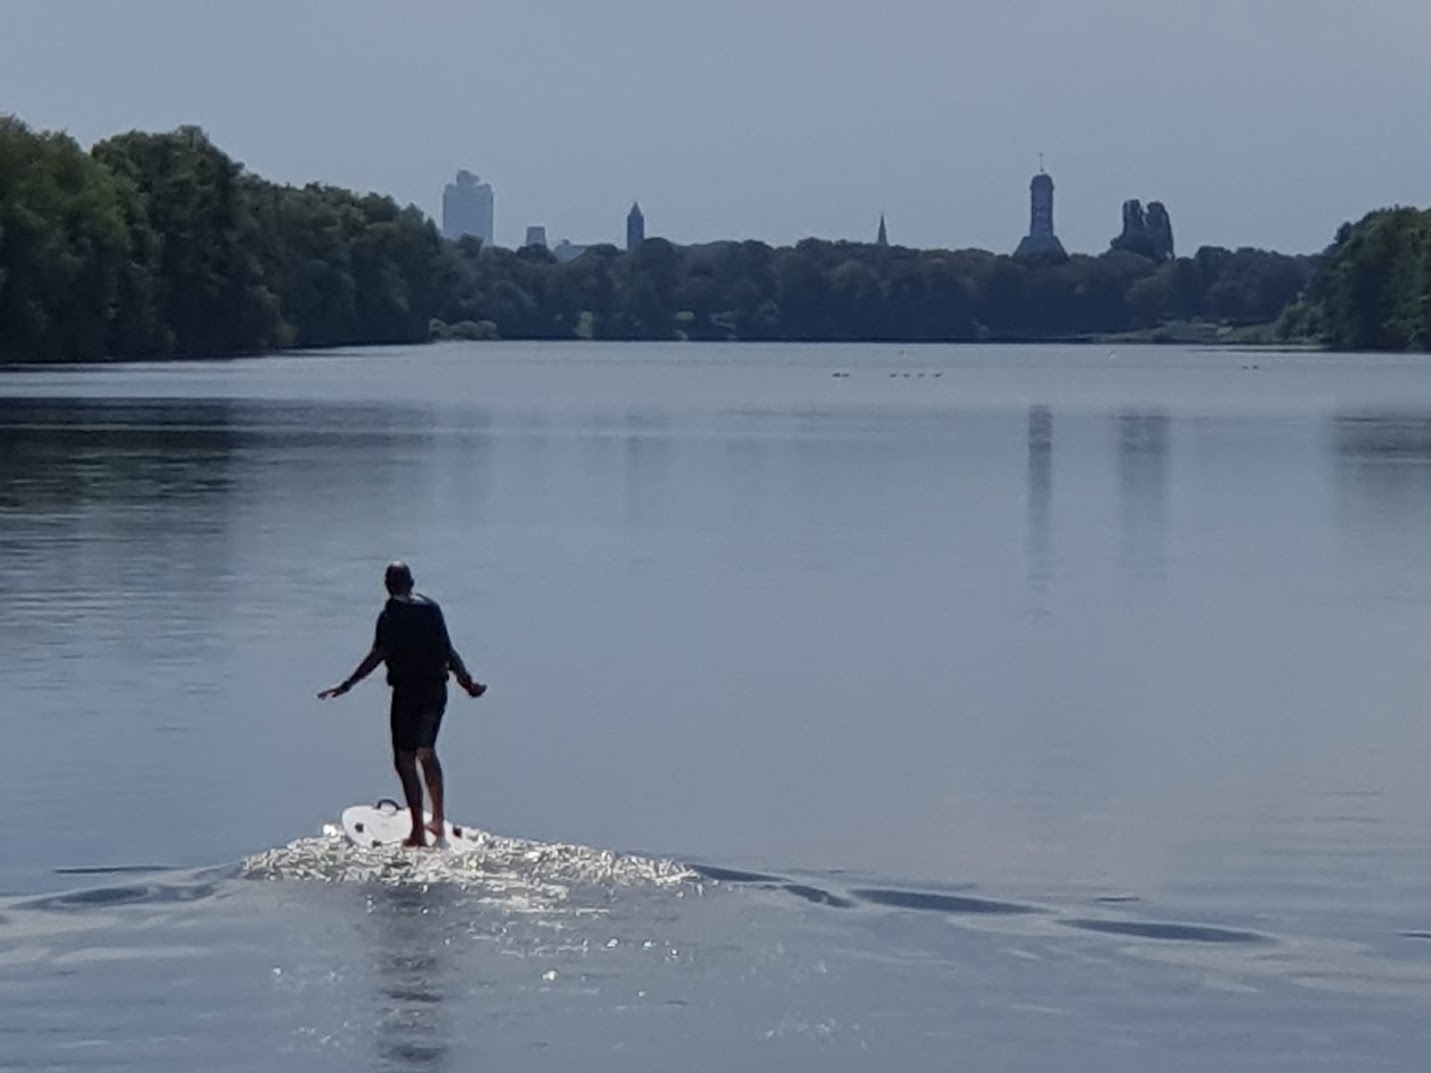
319,561,486,847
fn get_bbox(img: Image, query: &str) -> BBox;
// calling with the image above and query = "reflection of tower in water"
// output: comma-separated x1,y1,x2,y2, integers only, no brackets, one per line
1116,410,1170,581
623,409,672,532
1026,405,1053,599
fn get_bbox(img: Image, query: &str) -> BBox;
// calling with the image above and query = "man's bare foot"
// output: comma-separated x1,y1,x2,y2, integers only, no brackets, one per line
425,818,447,842
402,832,427,848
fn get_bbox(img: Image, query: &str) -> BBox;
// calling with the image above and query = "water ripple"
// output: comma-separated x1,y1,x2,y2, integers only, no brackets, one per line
1062,918,1267,944
16,878,221,913
690,865,783,884
850,887,1041,916
782,883,857,909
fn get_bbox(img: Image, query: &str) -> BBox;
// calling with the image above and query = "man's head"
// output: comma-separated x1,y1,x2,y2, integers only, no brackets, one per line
384,560,414,596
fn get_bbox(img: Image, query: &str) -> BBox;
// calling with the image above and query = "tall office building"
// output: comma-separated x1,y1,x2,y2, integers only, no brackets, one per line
442,170,494,245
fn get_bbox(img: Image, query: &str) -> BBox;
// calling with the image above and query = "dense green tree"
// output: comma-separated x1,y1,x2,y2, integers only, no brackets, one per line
93,126,284,356
0,117,152,360
1312,208,1431,351
21,114,1429,362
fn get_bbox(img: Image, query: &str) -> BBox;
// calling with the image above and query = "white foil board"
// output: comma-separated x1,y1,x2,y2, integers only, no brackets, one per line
340,800,483,853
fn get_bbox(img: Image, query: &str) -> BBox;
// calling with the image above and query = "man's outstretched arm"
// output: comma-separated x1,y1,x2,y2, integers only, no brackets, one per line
437,611,486,697
447,649,486,697
318,647,385,699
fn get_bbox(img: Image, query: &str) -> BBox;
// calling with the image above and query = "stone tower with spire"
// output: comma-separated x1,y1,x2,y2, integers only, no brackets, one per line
1014,158,1068,263
626,202,645,252
876,214,889,247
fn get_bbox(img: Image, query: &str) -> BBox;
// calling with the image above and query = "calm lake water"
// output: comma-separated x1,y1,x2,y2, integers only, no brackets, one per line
4,341,1431,1070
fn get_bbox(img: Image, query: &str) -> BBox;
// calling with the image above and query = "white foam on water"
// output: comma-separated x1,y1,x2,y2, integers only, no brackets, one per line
241,822,698,910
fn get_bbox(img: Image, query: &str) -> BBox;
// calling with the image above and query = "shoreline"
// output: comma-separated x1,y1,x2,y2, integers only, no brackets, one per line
0,333,1332,370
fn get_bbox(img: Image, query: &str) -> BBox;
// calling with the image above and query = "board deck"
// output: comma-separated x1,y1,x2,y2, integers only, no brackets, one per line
340,799,483,852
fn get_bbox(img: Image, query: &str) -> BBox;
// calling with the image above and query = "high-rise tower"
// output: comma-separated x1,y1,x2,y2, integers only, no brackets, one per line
442,170,494,246
1014,159,1068,262
626,202,645,252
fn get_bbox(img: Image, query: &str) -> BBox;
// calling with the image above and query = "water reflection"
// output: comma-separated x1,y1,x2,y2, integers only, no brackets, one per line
1329,410,1431,571
1025,405,1053,600
1330,407,1431,510
0,397,242,654
0,397,239,508
1332,410,1431,462
623,410,672,531
363,886,456,1072
431,406,496,521
1115,410,1170,583
721,429,775,566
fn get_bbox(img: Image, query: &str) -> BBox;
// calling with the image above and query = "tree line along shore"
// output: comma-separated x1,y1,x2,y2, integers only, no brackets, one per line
0,116,1425,362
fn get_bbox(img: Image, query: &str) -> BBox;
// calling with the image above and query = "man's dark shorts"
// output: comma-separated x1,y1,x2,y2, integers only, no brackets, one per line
390,684,447,752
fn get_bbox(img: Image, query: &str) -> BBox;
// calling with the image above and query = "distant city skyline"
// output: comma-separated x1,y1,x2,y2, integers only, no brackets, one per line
3,0,1429,255
458,166,1087,259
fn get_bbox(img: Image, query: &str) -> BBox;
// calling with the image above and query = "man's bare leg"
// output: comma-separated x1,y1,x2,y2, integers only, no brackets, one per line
394,748,427,847
418,747,445,839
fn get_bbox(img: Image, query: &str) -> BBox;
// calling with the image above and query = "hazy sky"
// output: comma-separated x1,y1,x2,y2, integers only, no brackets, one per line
4,1,1428,255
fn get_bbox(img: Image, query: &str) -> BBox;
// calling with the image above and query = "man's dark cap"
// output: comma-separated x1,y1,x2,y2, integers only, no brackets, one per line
384,561,414,592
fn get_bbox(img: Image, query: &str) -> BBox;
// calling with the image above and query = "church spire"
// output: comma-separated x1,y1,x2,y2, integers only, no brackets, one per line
626,201,645,252
876,213,888,247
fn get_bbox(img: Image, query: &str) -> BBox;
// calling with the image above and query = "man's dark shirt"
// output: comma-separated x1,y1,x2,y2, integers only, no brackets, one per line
374,594,464,689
